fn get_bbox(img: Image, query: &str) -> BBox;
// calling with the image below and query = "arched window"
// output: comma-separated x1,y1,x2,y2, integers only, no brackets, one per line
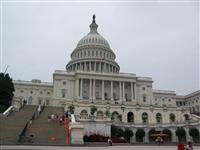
169,113,175,123
156,113,162,123
97,111,104,119
142,112,148,124
80,110,88,119
111,111,120,121
127,112,134,123
184,114,189,121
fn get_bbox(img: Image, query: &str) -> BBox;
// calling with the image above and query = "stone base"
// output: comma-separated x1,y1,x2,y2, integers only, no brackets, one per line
69,122,84,145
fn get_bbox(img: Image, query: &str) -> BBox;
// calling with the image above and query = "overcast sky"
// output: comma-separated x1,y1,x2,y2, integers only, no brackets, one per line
0,1,199,95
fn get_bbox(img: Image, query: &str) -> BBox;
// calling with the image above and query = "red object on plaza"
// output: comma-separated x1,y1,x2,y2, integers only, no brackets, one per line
177,143,185,150
48,136,56,142
64,117,69,144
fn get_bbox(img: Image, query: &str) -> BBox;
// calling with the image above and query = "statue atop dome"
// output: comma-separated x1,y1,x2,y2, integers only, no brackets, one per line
90,14,98,33
92,14,96,23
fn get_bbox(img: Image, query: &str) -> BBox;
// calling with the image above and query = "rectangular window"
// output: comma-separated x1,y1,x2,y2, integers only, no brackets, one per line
61,89,66,98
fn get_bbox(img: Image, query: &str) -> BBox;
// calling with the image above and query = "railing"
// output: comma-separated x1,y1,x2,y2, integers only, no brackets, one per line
2,106,14,116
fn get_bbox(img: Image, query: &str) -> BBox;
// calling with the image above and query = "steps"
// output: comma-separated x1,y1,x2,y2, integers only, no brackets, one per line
0,105,37,145
23,106,66,145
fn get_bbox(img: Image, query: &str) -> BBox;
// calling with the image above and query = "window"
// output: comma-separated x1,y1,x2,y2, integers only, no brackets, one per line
38,98,42,105
20,90,24,93
47,91,50,95
127,112,134,123
156,113,162,123
97,111,103,119
40,91,43,94
143,96,146,102
61,89,66,98
28,96,33,105
142,112,148,124
184,114,189,121
63,81,66,85
169,113,175,123
30,91,33,94
142,87,145,91
46,99,49,105
80,110,88,119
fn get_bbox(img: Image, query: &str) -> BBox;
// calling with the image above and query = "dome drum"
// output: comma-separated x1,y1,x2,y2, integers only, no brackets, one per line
66,60,120,73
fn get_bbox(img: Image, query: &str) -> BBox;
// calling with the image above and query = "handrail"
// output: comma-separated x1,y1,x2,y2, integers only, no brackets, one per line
3,106,14,116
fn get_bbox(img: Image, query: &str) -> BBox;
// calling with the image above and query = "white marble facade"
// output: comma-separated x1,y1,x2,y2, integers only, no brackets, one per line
12,15,200,143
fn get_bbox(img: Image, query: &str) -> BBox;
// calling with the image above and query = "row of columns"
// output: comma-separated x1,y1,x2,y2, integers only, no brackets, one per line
68,61,119,73
76,78,136,101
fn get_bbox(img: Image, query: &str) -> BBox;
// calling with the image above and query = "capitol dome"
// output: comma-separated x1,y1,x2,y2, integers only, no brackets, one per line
76,33,111,49
66,15,120,73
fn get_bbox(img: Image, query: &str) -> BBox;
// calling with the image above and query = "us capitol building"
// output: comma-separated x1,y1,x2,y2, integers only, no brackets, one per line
12,15,200,143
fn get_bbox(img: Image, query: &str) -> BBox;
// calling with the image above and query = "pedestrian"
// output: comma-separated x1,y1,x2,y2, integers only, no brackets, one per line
37,105,41,117
107,137,112,146
185,141,193,150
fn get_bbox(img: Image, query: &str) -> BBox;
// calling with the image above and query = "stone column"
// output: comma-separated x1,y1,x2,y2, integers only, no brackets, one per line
171,129,177,143
94,62,96,72
111,81,113,101
134,83,137,103
104,63,106,72
89,62,91,71
89,79,92,100
185,127,191,142
144,130,149,143
84,62,86,71
75,79,79,97
80,79,83,99
122,82,125,101
119,82,122,101
102,80,105,100
131,82,133,101
93,79,96,100
99,62,101,72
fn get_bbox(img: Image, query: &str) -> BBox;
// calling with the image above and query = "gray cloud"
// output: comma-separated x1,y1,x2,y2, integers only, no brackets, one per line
1,1,199,95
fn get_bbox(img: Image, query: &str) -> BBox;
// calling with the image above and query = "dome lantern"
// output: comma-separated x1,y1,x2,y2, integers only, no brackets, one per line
89,14,98,33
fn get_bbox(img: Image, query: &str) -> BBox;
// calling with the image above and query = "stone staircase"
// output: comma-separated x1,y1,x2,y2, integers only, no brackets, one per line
0,105,37,145
22,106,66,145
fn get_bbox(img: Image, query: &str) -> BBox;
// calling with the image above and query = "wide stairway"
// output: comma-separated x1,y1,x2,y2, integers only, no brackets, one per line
0,105,37,145
23,106,66,145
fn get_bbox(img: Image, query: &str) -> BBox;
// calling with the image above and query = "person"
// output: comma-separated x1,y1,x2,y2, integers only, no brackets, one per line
107,137,112,146
185,141,193,150
156,136,161,146
160,137,164,144
37,105,41,117
177,142,185,150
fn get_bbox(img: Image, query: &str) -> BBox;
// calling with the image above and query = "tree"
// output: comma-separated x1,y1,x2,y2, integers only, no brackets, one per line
111,125,124,138
163,128,172,142
136,128,145,142
189,128,200,143
90,105,97,115
124,128,133,142
176,128,186,142
68,105,75,114
148,128,156,142
0,73,15,113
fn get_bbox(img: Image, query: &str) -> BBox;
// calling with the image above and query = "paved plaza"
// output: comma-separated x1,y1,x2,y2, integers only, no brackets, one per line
1,145,199,150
